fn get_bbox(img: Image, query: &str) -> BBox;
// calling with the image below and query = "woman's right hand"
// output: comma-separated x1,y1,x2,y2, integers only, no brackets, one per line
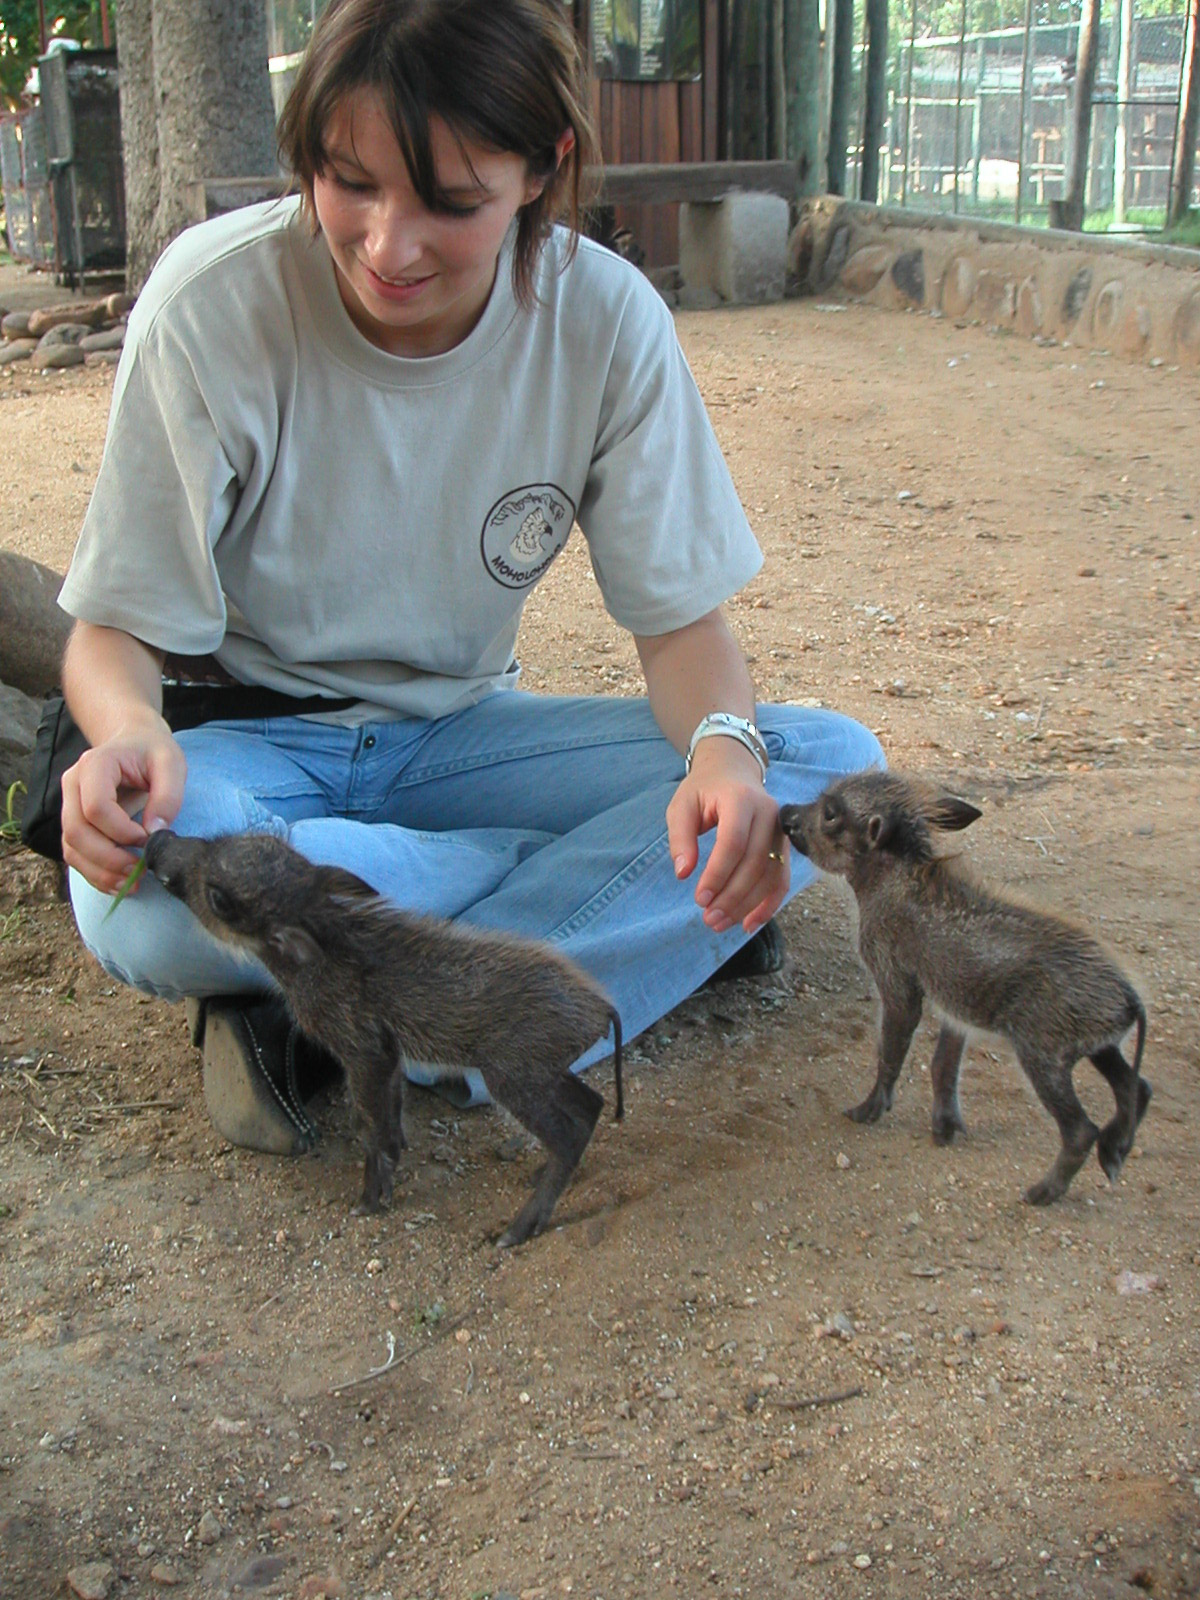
60,718,187,894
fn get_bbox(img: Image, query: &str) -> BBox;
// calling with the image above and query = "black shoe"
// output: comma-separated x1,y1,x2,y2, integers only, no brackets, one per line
186,994,342,1155
705,918,787,985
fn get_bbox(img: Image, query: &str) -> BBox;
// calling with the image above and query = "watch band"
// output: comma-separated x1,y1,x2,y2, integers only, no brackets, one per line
685,712,769,781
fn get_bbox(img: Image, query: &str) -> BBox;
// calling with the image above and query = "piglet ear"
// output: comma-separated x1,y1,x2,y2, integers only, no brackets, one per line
270,925,322,966
316,865,380,903
928,795,982,832
865,813,892,850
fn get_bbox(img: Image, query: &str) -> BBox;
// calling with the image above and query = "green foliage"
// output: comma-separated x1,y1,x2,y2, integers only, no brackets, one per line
0,1,105,109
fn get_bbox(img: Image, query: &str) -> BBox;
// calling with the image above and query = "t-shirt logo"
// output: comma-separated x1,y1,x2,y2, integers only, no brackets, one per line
481,483,575,590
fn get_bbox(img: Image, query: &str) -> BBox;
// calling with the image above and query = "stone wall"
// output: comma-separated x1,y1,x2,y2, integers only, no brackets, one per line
789,198,1200,367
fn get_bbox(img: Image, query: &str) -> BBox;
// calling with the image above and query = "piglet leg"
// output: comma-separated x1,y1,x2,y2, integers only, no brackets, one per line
847,980,923,1124
930,1023,969,1144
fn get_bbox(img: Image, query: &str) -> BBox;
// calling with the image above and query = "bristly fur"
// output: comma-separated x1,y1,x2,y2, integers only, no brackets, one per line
779,770,1149,1206
145,830,623,1246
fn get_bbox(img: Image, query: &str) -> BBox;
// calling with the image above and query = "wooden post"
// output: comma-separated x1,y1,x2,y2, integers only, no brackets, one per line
1058,0,1102,229
1169,0,1199,224
861,0,888,202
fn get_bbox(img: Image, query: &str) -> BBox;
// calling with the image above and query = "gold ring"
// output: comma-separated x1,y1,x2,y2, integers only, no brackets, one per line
767,849,784,863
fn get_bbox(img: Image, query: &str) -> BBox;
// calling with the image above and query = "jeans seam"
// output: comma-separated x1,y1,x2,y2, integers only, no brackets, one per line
541,830,672,944
392,731,675,788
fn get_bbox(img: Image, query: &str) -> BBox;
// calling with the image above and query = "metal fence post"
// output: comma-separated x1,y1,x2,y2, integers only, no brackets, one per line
901,0,918,203
1015,0,1036,223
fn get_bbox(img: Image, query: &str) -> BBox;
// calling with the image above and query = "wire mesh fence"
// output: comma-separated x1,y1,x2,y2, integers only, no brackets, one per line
845,0,1197,228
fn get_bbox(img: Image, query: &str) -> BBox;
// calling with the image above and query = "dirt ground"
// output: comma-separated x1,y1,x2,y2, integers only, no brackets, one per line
1,264,1198,1600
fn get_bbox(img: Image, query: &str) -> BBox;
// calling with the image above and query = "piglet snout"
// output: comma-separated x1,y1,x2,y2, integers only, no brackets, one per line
777,805,811,856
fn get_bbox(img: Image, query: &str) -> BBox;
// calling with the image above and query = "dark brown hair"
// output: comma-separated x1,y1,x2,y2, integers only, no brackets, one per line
277,0,601,307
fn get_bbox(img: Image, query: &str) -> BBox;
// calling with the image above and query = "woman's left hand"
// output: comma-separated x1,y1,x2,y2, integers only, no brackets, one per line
666,735,789,936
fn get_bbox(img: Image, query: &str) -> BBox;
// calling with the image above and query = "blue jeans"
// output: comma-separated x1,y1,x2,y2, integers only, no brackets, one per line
70,692,882,1103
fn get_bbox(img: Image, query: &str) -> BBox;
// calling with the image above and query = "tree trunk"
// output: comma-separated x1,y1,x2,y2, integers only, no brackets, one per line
113,0,159,291
861,0,888,202
117,0,278,290
784,0,822,195
1169,0,1199,225
1058,0,1102,230
826,0,855,195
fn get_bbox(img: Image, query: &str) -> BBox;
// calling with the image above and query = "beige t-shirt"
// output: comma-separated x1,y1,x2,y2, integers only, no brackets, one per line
60,199,762,721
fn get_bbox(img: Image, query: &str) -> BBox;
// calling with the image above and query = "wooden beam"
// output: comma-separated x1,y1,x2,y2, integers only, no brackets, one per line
188,162,802,223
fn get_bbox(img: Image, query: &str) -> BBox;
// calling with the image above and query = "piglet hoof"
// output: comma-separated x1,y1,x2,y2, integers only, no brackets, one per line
931,1110,967,1146
845,1087,889,1124
1023,1173,1065,1207
497,1206,544,1250
356,1150,395,1214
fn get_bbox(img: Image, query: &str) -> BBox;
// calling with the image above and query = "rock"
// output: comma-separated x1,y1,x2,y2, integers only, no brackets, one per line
104,291,136,320
0,682,41,798
84,349,123,367
0,549,72,696
149,1563,182,1586
890,248,925,306
37,322,94,347
1174,290,1200,366
297,1574,344,1599
1015,275,1043,336
196,1509,222,1544
30,344,86,371
0,340,36,365
1092,279,1124,342
1062,266,1093,326
839,245,891,294
974,270,1016,325
79,326,125,353
27,300,110,337
230,1555,288,1589
940,255,977,318
1,310,33,339
67,1562,116,1600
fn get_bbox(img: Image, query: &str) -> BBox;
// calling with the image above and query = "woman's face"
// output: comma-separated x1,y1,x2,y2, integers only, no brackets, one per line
312,88,545,357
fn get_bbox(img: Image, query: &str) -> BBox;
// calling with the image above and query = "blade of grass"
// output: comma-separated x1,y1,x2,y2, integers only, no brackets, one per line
102,857,148,921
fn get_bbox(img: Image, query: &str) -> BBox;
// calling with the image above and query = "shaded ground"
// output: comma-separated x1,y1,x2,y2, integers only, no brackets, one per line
2,265,1198,1600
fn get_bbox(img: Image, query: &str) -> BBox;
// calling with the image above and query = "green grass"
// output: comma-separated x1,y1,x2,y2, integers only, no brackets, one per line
1,781,25,842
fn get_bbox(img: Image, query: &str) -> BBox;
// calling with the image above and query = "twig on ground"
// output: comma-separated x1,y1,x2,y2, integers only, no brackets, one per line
772,1385,864,1413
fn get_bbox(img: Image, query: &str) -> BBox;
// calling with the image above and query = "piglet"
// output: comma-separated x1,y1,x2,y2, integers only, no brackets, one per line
144,830,623,1246
779,772,1149,1205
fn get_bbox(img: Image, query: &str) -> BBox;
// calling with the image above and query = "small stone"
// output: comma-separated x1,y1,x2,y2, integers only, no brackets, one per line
137,1542,155,1558
149,1562,181,1587
197,1509,222,1545
1115,1269,1161,1295
365,1257,384,1274
31,343,86,370
38,1431,56,1449
297,1575,344,1600
831,1312,856,1340
67,1563,116,1600
836,1152,852,1170
854,1553,873,1569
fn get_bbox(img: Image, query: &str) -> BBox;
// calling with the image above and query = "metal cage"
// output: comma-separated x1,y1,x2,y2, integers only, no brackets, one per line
37,46,126,285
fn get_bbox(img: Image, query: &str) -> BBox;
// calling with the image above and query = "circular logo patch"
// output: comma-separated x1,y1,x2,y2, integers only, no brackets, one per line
480,483,576,590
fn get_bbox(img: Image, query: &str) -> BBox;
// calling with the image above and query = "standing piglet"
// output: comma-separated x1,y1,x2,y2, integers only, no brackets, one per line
779,772,1149,1204
144,830,623,1246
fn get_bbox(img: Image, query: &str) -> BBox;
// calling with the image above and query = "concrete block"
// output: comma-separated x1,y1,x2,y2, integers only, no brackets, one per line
679,191,788,306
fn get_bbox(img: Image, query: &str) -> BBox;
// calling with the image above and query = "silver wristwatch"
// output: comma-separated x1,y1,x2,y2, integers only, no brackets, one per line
684,712,769,781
